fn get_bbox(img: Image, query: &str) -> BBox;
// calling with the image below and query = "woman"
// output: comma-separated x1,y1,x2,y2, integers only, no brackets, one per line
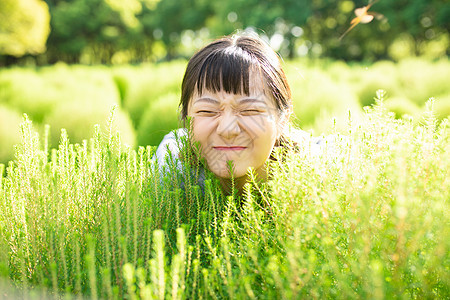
155,33,323,194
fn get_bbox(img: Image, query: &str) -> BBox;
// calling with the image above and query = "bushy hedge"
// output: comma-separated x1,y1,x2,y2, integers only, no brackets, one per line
0,105,22,163
287,57,450,129
0,58,449,164
112,61,185,129
0,64,135,163
137,92,180,147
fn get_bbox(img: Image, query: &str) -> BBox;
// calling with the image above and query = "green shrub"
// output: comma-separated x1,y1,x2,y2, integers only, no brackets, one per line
0,105,22,164
384,96,422,119
0,64,122,123
286,65,361,134
308,58,450,116
353,69,399,108
0,57,449,168
137,92,180,146
0,68,57,123
0,64,135,150
397,58,450,106
0,96,448,299
112,74,128,107
118,61,185,128
43,102,135,148
434,94,450,119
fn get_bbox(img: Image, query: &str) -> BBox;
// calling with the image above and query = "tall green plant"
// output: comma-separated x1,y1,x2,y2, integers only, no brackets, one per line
0,108,222,298
0,95,448,298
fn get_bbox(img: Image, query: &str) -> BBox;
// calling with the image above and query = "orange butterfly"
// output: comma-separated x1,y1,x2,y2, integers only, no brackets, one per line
339,0,383,41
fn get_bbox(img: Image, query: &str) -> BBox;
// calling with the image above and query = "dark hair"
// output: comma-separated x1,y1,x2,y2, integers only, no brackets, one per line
179,33,292,123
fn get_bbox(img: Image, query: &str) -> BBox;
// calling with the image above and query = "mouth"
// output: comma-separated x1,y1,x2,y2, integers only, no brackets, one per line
213,146,247,151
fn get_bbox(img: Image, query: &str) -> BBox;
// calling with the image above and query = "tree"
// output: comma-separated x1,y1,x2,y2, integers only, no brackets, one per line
142,0,213,59
0,0,51,56
44,0,161,63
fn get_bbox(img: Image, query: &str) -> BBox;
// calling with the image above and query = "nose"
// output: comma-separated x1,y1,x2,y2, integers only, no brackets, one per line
217,112,241,139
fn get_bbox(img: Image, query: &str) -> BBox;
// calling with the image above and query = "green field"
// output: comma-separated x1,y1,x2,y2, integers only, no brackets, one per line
1,58,449,164
0,59,449,298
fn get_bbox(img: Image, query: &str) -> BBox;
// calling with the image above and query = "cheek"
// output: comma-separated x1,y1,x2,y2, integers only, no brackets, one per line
245,116,278,141
191,117,215,143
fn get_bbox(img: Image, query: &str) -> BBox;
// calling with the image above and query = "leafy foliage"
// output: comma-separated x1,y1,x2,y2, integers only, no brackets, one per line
0,0,50,56
137,92,179,146
0,96,448,298
2,0,449,63
0,105,22,163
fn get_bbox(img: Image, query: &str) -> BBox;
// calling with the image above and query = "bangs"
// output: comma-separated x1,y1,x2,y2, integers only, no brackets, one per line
195,49,258,96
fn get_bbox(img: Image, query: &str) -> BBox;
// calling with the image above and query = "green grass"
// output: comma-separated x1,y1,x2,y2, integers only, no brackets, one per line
0,95,448,298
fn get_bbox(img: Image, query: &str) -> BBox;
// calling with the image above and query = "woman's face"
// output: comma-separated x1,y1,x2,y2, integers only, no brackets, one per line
187,74,282,179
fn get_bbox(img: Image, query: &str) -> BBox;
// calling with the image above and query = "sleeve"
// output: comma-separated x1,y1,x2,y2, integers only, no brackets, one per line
153,129,187,174
289,128,339,158
152,128,206,191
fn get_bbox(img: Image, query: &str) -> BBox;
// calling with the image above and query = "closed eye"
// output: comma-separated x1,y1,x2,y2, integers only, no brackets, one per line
241,109,263,116
196,110,218,116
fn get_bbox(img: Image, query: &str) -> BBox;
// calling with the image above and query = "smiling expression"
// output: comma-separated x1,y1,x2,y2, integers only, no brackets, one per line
187,73,282,179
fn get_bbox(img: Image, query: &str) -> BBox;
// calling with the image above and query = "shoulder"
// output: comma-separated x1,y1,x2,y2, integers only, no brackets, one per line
153,128,206,189
158,128,188,145
155,128,187,155
154,128,188,167
286,128,323,146
286,128,340,156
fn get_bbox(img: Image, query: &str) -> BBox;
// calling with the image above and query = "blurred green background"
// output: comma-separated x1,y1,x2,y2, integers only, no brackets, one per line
0,0,449,163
